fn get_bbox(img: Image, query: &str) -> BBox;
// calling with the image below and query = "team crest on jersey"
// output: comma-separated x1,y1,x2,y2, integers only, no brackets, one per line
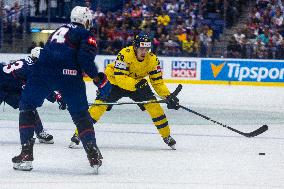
88,36,97,47
114,60,127,70
63,69,77,76
25,57,34,65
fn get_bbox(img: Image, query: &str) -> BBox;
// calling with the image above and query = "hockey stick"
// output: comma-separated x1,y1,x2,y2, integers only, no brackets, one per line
154,86,268,138
179,105,268,138
88,100,165,106
88,84,183,106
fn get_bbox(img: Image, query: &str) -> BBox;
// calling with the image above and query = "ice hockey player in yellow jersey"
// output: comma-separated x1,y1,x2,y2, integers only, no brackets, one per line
69,33,179,149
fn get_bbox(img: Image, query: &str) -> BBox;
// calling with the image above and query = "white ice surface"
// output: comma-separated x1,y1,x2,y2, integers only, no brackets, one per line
0,83,284,189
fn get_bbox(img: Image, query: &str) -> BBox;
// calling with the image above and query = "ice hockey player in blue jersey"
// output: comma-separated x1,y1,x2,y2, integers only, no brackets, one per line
0,47,66,144
12,6,104,173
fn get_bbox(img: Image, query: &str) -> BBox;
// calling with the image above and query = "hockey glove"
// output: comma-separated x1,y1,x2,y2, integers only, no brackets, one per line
166,95,180,110
55,93,67,110
93,72,112,100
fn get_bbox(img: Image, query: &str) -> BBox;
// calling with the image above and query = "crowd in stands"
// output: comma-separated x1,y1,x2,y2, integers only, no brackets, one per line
0,1,25,43
228,0,284,59
1,0,249,58
89,0,245,57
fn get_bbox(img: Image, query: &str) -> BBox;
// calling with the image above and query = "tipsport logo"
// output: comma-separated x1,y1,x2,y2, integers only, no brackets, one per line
205,60,284,82
171,61,197,78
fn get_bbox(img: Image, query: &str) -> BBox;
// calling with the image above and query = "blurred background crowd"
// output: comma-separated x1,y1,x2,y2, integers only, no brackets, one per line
1,0,284,59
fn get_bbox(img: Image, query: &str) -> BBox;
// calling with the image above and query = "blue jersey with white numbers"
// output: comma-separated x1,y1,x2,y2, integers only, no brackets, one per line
36,23,98,79
0,58,58,105
0,56,35,90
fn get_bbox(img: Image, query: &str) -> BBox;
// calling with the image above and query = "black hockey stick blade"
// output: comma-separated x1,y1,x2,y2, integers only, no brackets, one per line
179,105,268,138
244,124,268,138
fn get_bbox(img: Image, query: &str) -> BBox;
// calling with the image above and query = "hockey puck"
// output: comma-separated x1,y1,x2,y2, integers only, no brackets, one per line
259,153,265,155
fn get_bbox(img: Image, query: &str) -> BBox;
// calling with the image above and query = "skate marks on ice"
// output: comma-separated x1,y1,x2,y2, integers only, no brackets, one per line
0,120,284,188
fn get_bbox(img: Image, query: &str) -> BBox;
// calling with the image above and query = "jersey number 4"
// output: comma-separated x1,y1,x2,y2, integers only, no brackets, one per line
51,27,69,43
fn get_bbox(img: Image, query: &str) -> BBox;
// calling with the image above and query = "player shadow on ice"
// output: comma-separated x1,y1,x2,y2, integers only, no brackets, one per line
100,144,174,152
28,167,101,176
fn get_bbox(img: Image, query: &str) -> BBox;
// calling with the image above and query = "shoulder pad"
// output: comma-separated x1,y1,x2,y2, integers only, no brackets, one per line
124,48,131,53
148,52,155,56
121,46,133,54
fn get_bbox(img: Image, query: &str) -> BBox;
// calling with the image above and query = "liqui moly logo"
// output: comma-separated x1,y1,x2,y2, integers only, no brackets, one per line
171,61,197,78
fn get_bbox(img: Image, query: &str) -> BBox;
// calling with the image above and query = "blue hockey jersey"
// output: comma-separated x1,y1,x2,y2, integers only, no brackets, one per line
36,23,98,79
0,56,35,91
0,57,58,105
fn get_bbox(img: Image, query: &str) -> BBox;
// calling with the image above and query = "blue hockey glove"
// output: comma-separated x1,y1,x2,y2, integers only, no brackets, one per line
166,95,180,110
55,93,67,110
93,72,112,100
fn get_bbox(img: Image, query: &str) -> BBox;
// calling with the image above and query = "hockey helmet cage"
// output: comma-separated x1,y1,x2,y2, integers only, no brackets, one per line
31,47,43,59
133,33,152,48
70,6,93,29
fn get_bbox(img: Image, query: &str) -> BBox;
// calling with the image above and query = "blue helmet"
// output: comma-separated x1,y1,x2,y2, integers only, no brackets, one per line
133,33,152,48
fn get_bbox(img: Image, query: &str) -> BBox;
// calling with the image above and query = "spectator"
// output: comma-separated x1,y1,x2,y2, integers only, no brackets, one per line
131,5,142,18
275,40,284,59
256,27,271,45
157,11,170,26
234,28,246,44
199,25,213,57
1,0,235,57
227,37,242,58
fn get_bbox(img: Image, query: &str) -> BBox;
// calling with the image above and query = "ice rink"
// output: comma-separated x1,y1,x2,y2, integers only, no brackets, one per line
0,83,284,189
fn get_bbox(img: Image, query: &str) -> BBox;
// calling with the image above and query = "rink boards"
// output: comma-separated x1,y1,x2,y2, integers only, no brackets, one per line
1,54,284,87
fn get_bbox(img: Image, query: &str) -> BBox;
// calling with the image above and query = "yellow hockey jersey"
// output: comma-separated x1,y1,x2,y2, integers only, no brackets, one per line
105,46,170,97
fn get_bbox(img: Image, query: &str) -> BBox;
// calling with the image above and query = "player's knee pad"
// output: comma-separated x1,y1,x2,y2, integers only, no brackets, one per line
19,110,37,125
144,103,165,117
88,100,108,122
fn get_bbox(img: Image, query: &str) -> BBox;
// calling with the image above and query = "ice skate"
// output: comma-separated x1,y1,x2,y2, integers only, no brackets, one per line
36,130,54,144
12,138,35,171
163,135,176,150
69,133,80,148
85,142,102,175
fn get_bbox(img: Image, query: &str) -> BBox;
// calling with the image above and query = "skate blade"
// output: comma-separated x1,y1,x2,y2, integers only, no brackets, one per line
13,161,33,171
38,139,54,144
69,142,80,149
169,144,176,150
92,164,99,175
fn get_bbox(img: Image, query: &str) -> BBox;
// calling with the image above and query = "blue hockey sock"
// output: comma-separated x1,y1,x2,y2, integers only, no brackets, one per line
19,111,36,144
79,129,97,148
19,125,35,144
34,111,43,135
